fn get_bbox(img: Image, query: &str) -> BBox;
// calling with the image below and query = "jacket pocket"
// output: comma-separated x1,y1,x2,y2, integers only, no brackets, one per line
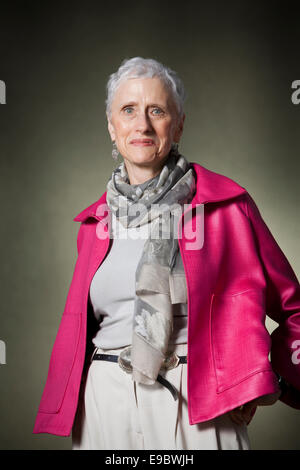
210,288,272,393
38,313,81,413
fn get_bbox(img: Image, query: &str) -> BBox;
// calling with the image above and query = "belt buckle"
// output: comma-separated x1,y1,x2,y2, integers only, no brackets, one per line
162,352,180,371
117,345,132,374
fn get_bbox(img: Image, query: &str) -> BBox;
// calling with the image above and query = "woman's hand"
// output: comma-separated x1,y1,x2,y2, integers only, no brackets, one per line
228,390,282,426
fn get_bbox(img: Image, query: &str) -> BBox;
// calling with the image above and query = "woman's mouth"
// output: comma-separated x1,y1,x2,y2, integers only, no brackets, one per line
130,139,155,146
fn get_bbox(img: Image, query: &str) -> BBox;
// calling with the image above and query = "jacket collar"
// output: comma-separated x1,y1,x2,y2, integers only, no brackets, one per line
73,162,247,222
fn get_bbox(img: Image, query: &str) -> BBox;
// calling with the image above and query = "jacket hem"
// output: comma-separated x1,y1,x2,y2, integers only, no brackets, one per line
189,369,280,425
33,418,71,437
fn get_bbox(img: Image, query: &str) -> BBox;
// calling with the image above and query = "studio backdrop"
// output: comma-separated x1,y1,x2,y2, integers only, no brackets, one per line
0,1,299,450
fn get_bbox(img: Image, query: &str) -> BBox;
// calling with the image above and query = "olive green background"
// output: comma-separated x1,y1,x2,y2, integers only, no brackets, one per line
0,1,299,450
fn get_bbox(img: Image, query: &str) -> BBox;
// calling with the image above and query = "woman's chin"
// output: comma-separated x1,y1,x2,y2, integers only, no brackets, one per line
124,146,172,165
125,150,162,165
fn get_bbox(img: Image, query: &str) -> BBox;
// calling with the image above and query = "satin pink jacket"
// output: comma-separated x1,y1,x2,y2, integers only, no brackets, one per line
33,162,300,436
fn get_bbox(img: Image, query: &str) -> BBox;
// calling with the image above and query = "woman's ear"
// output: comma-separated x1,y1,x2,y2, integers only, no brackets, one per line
173,113,185,142
107,115,116,141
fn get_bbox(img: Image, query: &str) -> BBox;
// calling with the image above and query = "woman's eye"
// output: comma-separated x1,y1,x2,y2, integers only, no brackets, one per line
152,108,163,115
124,107,134,114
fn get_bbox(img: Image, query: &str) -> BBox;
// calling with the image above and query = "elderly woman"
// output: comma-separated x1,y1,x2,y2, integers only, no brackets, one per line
33,57,300,450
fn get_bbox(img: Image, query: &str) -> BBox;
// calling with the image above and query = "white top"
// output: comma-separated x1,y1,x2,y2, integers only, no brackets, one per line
89,212,188,349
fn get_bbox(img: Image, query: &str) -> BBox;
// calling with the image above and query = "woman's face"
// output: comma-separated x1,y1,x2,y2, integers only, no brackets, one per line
107,77,185,170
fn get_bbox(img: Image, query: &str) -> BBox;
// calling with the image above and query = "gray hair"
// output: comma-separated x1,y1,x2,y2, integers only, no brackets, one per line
105,57,186,121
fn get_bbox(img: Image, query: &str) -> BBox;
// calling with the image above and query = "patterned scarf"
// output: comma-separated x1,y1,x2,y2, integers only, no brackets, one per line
106,147,196,385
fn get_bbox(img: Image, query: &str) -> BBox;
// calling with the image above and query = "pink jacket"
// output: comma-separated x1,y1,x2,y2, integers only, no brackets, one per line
33,162,300,436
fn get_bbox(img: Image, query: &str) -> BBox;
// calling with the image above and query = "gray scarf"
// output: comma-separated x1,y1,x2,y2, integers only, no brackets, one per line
106,147,196,385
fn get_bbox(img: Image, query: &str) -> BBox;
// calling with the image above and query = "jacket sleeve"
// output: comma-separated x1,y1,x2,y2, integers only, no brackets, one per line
245,193,300,409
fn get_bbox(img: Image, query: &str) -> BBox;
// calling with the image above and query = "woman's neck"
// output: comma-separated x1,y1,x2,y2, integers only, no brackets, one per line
123,155,169,185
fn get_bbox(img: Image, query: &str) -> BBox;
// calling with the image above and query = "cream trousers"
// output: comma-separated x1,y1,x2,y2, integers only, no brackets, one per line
72,343,251,450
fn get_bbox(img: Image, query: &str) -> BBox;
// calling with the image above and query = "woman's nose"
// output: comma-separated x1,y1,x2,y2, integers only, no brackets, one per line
135,112,153,132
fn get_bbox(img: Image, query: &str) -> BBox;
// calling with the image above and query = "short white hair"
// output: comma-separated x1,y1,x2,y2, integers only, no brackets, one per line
105,57,186,121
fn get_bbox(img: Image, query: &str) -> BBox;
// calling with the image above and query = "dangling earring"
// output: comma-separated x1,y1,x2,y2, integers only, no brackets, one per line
171,142,179,155
112,141,119,160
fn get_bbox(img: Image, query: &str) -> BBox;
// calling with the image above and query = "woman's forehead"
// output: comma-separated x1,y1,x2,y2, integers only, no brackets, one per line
115,77,170,100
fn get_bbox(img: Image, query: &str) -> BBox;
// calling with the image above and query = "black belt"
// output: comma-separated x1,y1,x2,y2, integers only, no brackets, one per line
92,353,187,401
